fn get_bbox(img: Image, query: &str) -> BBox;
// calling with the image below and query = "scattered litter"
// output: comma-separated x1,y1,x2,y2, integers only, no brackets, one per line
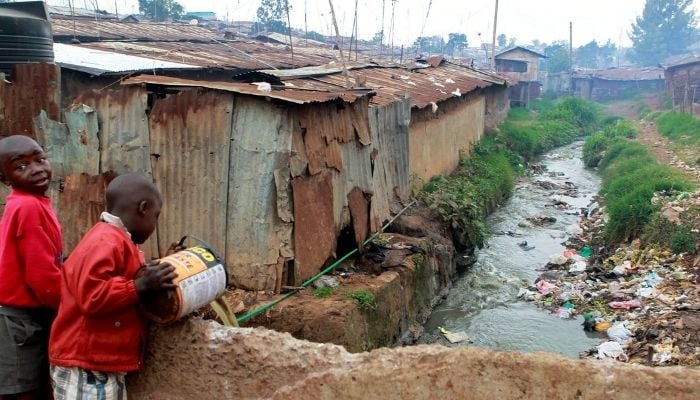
597,341,626,360
536,280,558,295
578,245,592,257
606,322,632,344
439,327,470,344
313,276,339,289
608,300,641,310
549,254,568,266
569,261,587,273
565,224,583,236
451,88,461,97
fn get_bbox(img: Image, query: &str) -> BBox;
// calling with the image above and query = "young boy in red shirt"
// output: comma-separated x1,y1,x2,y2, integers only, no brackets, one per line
0,135,63,400
49,173,176,400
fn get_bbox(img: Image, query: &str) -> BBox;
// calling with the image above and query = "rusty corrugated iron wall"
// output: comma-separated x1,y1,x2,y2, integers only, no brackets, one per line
0,63,60,138
149,89,234,258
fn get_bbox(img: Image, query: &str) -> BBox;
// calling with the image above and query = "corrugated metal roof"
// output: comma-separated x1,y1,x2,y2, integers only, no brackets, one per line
495,46,547,59
74,40,342,70
574,67,664,81
54,43,199,75
303,63,497,108
121,75,373,104
52,18,224,42
660,54,700,70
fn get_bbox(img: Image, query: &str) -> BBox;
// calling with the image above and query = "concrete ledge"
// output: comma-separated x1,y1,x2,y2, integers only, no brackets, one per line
129,319,700,400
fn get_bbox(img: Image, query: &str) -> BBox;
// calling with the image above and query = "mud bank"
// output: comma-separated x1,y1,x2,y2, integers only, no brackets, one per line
128,318,700,400
243,210,458,352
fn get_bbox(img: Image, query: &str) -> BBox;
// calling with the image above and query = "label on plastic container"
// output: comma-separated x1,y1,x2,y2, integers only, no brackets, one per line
177,263,227,318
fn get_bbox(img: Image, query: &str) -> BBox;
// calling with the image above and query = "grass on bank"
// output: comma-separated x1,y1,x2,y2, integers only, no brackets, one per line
583,138,696,247
422,97,600,250
653,111,700,166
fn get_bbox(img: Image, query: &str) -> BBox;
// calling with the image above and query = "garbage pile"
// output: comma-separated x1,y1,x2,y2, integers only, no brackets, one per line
519,190,700,366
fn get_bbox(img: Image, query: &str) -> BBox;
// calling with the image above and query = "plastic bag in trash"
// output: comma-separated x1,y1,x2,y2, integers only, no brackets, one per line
569,261,586,273
578,245,592,257
549,254,568,266
597,341,625,360
645,271,663,287
566,224,584,236
608,300,641,310
557,307,573,319
536,280,557,295
606,322,632,344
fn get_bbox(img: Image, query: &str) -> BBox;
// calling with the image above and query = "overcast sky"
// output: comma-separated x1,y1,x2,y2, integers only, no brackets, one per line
44,0,700,47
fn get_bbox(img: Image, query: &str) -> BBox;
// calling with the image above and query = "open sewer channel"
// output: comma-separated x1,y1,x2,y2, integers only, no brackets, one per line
421,141,606,357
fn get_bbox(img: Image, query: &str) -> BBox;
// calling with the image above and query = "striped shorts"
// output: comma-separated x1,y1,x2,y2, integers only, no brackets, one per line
51,366,126,400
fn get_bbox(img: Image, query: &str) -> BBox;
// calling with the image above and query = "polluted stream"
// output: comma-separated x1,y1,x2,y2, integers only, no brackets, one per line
421,141,605,357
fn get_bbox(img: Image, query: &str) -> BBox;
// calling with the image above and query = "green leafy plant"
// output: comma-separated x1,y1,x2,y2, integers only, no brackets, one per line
313,287,335,298
345,290,376,311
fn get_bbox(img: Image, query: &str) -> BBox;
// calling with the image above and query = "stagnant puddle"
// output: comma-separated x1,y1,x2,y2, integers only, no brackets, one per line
421,141,606,357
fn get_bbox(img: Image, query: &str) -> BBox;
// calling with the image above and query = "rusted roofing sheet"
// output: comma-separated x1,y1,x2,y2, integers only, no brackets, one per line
575,67,664,81
306,63,495,108
660,54,700,70
76,40,341,70
122,75,372,104
52,19,224,42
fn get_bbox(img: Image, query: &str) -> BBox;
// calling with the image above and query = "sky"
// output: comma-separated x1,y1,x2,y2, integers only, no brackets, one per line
42,0,700,48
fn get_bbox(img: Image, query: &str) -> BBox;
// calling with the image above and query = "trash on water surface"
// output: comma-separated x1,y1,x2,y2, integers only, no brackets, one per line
439,327,470,344
536,280,558,295
607,322,632,344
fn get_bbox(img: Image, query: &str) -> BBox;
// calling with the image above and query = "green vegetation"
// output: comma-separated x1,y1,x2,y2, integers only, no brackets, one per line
582,118,639,167
345,290,376,311
313,287,335,298
643,209,700,254
422,97,600,249
655,112,700,146
584,139,695,244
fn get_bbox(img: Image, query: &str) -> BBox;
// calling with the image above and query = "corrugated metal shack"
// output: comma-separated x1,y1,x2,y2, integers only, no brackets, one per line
0,19,509,293
661,54,700,114
571,67,664,101
253,57,508,183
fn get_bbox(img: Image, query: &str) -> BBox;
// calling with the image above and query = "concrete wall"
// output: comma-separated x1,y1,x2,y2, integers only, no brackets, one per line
496,48,541,82
409,94,485,183
128,318,700,400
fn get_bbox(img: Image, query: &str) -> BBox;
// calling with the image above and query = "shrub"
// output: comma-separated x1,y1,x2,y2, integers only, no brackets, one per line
313,287,335,298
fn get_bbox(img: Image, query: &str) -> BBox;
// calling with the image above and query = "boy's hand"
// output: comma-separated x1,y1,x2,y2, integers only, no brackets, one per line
165,242,185,256
135,261,177,296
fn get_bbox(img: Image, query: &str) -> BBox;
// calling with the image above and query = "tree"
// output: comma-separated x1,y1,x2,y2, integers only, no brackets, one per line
508,37,517,47
629,0,697,66
138,0,184,22
413,35,445,55
445,33,468,57
544,41,571,73
497,33,507,48
256,0,291,34
576,40,601,69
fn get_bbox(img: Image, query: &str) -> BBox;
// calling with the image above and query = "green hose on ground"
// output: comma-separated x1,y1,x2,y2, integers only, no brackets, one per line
234,200,417,325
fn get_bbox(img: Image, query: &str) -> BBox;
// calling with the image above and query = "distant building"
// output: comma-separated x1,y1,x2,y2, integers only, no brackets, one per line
183,11,218,23
570,68,664,102
661,54,700,114
495,46,547,106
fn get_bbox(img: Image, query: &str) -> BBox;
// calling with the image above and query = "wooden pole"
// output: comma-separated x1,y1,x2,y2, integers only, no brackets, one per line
328,0,351,88
491,0,499,68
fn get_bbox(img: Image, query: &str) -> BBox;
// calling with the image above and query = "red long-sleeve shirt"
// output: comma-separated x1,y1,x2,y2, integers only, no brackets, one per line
50,222,146,372
0,189,63,309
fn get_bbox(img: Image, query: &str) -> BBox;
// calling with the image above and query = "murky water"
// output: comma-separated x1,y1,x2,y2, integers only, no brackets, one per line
422,141,606,357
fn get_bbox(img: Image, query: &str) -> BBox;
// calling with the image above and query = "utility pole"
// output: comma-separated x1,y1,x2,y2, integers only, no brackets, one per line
569,21,573,71
491,0,499,69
